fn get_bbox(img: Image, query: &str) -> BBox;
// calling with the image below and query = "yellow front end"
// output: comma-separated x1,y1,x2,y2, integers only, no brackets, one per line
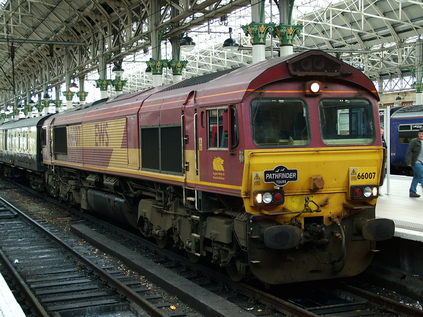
242,146,382,224
240,146,392,284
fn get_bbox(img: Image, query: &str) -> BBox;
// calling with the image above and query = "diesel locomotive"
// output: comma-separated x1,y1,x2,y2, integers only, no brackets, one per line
0,50,395,284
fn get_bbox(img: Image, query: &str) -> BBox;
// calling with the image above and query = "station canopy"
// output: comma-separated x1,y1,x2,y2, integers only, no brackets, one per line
0,0,421,102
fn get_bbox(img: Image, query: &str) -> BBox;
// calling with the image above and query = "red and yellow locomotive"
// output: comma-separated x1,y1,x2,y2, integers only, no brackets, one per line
1,50,394,284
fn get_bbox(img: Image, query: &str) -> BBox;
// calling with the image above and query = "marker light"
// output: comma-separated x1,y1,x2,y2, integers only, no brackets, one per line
273,192,283,202
255,193,263,204
372,187,378,196
353,187,362,197
350,185,379,200
253,190,285,206
310,82,320,93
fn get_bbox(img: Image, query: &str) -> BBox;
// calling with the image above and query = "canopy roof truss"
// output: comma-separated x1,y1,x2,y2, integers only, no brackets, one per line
0,0,421,105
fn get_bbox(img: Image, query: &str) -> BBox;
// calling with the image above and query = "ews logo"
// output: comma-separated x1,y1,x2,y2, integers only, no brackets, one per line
95,122,109,146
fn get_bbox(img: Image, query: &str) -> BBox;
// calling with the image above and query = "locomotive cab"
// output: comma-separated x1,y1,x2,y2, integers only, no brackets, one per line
234,51,394,284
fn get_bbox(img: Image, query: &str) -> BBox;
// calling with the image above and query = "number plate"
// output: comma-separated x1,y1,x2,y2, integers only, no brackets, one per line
349,167,378,185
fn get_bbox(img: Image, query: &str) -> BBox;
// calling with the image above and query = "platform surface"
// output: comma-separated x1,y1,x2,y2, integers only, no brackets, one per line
377,174,423,242
0,273,25,317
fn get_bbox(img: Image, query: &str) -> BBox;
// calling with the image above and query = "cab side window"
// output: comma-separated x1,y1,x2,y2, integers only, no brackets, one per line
207,108,228,149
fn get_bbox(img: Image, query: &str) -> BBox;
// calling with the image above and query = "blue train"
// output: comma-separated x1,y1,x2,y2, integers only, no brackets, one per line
388,104,423,174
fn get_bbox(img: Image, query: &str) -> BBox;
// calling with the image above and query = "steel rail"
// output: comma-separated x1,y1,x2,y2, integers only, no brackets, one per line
0,197,169,317
342,283,423,316
0,248,50,317
237,283,319,317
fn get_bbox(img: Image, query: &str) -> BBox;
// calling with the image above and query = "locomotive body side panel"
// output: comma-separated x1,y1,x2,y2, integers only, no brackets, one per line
81,118,128,168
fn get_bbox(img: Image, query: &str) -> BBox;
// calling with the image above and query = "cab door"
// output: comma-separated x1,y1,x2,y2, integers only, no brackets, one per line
198,105,240,191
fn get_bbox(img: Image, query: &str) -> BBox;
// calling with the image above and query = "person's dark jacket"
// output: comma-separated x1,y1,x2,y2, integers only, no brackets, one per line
405,138,422,166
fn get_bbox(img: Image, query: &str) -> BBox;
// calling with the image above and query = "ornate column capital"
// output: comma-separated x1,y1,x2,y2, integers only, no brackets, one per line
63,91,75,101
169,60,188,76
76,91,89,101
413,77,423,93
95,79,111,91
146,59,168,75
241,22,276,45
111,80,127,92
273,24,302,45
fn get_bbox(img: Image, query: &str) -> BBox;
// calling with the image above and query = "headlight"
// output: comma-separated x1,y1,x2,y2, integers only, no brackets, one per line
310,82,320,93
263,192,273,204
363,186,372,198
306,80,322,95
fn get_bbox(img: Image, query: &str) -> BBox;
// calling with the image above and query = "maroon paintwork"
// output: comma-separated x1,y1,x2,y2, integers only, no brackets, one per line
42,50,380,197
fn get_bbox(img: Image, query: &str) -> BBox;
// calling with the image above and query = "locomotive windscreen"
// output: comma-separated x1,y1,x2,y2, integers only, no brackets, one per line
251,99,309,146
319,99,375,145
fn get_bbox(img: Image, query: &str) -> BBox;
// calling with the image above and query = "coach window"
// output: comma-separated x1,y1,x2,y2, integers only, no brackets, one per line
41,127,47,146
53,126,68,154
319,99,374,145
398,125,418,144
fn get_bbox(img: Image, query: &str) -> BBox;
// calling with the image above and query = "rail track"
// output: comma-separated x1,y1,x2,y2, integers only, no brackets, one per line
0,181,422,317
0,197,196,317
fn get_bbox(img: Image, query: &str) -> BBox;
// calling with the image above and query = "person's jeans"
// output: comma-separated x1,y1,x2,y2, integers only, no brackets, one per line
410,162,423,193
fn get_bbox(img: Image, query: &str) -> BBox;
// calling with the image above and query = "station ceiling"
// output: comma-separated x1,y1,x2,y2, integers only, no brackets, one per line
0,0,421,102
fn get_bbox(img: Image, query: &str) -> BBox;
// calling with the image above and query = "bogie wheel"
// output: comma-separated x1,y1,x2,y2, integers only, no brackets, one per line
155,235,168,249
226,258,247,282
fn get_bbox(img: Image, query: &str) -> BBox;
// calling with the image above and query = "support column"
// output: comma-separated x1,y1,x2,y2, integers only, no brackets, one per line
111,62,127,93
63,73,74,110
63,51,75,109
149,1,166,87
54,85,62,111
96,37,110,99
169,35,187,83
25,88,32,117
274,0,302,57
415,39,423,105
42,85,50,115
169,5,188,83
77,76,88,104
378,77,384,100
242,0,272,64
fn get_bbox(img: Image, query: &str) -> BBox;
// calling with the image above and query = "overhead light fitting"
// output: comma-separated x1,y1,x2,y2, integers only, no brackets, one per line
223,27,239,51
180,35,196,52
112,64,124,79
69,81,79,93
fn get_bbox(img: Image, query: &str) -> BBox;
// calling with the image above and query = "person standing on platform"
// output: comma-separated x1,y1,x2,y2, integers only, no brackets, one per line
381,126,387,184
405,128,423,198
